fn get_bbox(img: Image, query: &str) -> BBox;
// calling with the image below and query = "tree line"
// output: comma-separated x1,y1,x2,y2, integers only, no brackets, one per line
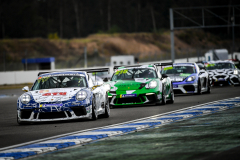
0,0,238,39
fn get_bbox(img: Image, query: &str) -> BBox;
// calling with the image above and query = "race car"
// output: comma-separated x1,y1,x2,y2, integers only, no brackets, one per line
161,63,211,94
196,62,213,85
106,63,174,108
203,60,240,86
17,68,110,124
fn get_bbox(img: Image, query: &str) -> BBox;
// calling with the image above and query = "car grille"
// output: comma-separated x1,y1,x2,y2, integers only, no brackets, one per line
146,95,156,102
38,112,66,119
116,97,142,104
70,106,87,116
216,75,226,79
183,85,195,91
174,89,183,94
20,109,32,119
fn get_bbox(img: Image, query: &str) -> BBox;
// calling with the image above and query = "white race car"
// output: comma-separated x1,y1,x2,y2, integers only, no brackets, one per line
17,68,110,124
204,60,240,86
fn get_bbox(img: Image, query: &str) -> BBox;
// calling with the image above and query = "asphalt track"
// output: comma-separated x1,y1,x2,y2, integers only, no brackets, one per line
0,86,239,150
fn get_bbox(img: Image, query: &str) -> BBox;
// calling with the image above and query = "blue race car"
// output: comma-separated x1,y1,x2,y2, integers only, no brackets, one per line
17,68,110,124
161,63,211,94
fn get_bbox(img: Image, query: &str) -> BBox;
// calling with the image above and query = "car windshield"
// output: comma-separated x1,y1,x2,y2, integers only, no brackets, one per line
111,68,157,81
161,65,196,75
32,75,87,90
205,63,235,70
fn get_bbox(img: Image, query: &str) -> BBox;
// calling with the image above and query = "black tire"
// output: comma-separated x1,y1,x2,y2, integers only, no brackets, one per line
168,84,174,104
197,80,202,95
91,96,98,120
161,86,166,105
206,77,211,94
103,94,110,118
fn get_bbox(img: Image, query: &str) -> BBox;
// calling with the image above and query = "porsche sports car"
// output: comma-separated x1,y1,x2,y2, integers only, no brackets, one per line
196,62,213,85
17,68,110,124
161,63,211,94
106,63,174,108
203,60,240,86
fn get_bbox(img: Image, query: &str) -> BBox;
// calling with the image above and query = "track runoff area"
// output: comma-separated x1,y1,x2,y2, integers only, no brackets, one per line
0,96,240,159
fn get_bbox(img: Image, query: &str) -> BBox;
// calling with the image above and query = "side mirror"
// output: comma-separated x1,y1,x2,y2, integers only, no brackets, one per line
162,74,168,78
22,86,29,92
103,77,108,82
199,66,206,70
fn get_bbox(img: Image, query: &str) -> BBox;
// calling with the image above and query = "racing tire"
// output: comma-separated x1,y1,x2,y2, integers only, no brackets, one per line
103,94,110,118
91,96,98,120
197,80,202,95
206,77,211,94
161,86,166,105
168,84,174,104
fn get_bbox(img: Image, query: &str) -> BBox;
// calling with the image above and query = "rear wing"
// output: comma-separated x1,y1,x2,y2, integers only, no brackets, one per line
38,67,109,76
113,65,142,70
154,62,173,66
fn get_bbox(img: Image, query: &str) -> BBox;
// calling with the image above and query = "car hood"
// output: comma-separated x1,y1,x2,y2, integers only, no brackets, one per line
30,88,83,103
167,73,195,82
110,78,152,91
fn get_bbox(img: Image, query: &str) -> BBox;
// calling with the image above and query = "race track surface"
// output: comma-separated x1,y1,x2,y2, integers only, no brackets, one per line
0,86,239,149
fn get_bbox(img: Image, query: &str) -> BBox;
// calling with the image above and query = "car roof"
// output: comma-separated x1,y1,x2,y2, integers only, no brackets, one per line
205,60,234,64
38,71,87,77
116,64,156,70
173,62,196,66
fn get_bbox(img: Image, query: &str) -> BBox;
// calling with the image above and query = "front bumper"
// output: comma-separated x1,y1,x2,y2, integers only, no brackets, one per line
108,90,161,106
212,74,240,86
17,100,92,122
172,81,198,94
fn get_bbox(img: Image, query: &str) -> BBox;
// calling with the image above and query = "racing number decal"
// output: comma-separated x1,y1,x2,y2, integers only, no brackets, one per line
42,92,67,96
115,69,128,75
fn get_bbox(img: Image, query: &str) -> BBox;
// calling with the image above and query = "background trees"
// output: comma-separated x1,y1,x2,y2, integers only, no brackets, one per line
0,0,238,39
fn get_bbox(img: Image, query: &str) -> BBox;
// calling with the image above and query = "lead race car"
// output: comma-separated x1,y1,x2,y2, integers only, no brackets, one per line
17,68,110,124
105,63,174,107
161,63,211,94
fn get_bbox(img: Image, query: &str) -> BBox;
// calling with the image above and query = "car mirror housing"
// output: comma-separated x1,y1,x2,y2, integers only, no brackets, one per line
103,77,108,82
162,74,168,78
22,86,29,92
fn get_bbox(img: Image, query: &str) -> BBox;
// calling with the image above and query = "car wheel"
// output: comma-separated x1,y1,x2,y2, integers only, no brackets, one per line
91,96,98,120
206,77,211,94
161,86,166,105
197,80,202,95
103,94,110,118
168,84,174,104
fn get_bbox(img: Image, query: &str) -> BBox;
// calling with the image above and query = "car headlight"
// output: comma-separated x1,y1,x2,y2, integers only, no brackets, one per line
149,80,157,89
234,70,238,75
186,76,196,82
76,91,87,101
21,94,31,104
103,84,111,92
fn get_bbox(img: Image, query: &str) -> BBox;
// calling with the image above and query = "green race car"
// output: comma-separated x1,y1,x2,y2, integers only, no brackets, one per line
105,63,174,107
